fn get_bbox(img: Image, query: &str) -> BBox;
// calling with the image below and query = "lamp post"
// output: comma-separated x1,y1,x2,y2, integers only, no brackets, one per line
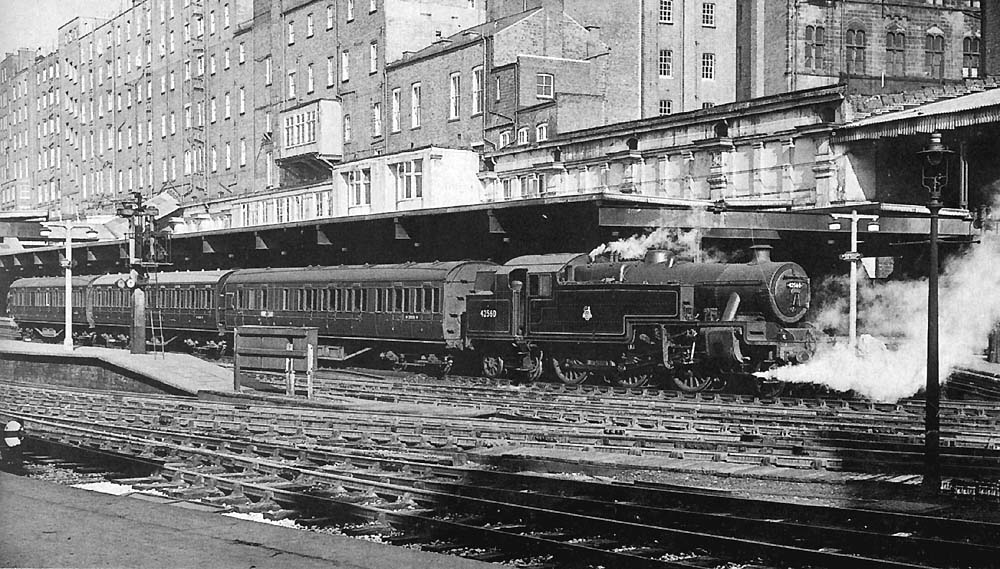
917,131,954,494
829,210,880,353
39,223,99,351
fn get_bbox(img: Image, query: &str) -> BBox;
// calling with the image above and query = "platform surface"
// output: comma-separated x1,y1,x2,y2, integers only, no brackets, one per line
0,339,233,395
0,472,493,569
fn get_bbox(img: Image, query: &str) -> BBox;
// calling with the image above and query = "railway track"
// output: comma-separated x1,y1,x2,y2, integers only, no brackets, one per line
5,380,1000,479
0,374,1000,478
12,410,1000,568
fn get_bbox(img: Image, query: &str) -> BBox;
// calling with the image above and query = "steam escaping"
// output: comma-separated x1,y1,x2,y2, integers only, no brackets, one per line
589,227,701,261
764,232,1000,402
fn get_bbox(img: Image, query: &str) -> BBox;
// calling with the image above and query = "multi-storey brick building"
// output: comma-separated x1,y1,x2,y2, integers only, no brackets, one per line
487,0,739,116
1,48,45,212
737,0,983,100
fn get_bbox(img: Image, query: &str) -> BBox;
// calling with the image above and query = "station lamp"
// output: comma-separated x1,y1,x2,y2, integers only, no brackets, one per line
917,131,954,495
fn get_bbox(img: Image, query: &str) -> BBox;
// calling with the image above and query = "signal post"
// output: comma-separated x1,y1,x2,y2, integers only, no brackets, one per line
116,192,169,355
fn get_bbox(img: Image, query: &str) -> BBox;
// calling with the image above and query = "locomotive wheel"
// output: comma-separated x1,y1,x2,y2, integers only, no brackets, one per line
551,357,591,386
525,353,544,382
671,369,713,393
613,371,652,388
481,355,506,379
755,363,785,398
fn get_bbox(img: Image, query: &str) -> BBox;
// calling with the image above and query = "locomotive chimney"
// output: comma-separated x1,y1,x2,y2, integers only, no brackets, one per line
749,245,772,264
644,249,671,264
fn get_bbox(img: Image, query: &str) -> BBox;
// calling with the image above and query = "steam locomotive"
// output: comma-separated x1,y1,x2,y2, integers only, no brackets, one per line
7,246,815,393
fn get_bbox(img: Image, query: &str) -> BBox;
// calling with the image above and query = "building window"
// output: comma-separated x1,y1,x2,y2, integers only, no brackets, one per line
394,159,423,199
659,0,673,23
225,142,232,169
210,146,218,172
347,0,355,21
210,54,217,75
288,21,295,45
370,41,378,74
210,97,217,122
240,138,247,166
287,71,296,99
344,114,352,142
327,57,335,86
411,82,421,128
341,50,350,81
472,67,484,114
372,101,382,136
326,5,334,29
239,87,246,114
846,28,866,74
517,127,528,145
963,36,981,78
224,93,231,118
306,14,314,37
307,64,315,93
239,43,246,64
536,123,548,141
887,31,906,76
499,130,511,147
702,2,715,27
224,4,230,28
347,169,371,205
495,76,501,101
449,72,461,119
224,48,231,69
209,11,216,34
536,73,553,99
370,0,376,12
391,88,401,132
658,99,672,115
925,33,945,78
701,53,715,79
659,49,673,77
805,25,825,69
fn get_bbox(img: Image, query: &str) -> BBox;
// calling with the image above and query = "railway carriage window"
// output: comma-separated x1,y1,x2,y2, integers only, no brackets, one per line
321,289,329,311
356,289,366,311
403,288,413,313
415,288,424,313
394,288,404,312
432,289,441,312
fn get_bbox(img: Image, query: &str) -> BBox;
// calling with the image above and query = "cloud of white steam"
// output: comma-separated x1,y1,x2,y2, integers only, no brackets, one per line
589,227,702,260
767,233,1000,402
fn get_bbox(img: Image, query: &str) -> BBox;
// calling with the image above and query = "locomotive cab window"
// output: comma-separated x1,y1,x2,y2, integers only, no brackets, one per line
528,274,553,297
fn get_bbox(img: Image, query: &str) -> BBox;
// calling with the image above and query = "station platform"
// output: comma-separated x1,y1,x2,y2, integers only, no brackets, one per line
0,339,232,395
0,471,493,569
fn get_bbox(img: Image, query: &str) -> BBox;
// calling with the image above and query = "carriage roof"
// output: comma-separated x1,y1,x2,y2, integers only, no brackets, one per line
9,275,102,289
90,270,235,287
224,261,497,286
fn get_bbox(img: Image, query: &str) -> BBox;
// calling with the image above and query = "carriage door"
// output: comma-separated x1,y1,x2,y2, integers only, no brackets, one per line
509,268,528,339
